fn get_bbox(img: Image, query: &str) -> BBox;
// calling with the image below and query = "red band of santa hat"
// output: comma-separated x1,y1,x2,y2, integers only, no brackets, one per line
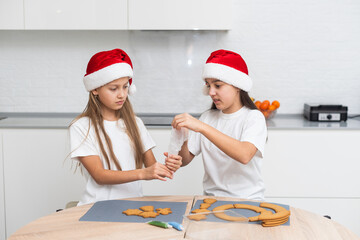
202,49,252,93
83,49,136,94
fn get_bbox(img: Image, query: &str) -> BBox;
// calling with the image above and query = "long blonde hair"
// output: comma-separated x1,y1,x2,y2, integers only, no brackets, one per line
70,92,145,170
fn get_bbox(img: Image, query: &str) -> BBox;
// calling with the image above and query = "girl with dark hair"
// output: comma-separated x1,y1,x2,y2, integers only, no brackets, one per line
170,50,267,200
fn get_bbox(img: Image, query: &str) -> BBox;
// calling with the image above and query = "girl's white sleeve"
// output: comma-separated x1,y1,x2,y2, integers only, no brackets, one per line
240,111,267,158
136,117,156,152
69,120,99,160
187,130,201,156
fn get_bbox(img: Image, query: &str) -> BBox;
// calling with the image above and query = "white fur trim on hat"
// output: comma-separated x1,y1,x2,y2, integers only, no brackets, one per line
202,63,252,92
128,84,136,95
83,62,133,91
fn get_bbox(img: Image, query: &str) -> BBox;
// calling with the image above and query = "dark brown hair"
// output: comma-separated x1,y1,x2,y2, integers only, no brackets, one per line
211,90,258,110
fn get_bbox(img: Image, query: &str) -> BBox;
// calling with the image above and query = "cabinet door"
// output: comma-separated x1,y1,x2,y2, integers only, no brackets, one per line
24,0,127,29
0,133,5,240
266,197,360,237
0,0,24,29
3,129,84,238
143,129,204,195
263,130,360,198
129,0,231,30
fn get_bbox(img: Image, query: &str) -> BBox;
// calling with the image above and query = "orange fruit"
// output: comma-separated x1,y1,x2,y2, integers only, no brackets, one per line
268,105,276,111
255,101,261,109
272,100,280,109
262,111,270,118
260,101,270,110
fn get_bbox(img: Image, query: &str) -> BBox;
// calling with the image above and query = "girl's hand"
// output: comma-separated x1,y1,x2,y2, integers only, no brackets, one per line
164,152,182,172
143,162,173,181
172,113,203,132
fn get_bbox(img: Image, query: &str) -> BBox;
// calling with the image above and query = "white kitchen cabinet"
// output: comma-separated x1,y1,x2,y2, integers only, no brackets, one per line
0,0,24,29
143,129,204,196
128,0,231,30
263,129,360,236
0,133,5,240
24,0,127,30
2,0,231,30
2,129,84,238
263,129,360,198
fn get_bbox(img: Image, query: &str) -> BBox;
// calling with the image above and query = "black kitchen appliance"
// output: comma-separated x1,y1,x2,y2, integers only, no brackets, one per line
304,104,348,122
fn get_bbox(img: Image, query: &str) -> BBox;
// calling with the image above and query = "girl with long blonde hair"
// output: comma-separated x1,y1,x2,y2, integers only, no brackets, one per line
70,49,182,206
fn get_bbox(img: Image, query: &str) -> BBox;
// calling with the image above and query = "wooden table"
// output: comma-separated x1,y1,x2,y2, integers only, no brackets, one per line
9,195,360,240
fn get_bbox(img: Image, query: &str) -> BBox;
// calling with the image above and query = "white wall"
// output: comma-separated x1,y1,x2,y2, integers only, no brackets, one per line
0,0,359,114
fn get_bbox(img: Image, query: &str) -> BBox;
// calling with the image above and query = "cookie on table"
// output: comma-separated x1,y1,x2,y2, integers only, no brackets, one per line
140,206,155,212
122,209,143,216
191,208,211,214
139,211,159,218
187,214,207,221
156,208,172,215
203,198,217,204
200,203,212,209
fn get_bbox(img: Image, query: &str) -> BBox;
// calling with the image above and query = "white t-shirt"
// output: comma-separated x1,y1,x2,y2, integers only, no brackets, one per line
188,107,267,201
69,116,155,206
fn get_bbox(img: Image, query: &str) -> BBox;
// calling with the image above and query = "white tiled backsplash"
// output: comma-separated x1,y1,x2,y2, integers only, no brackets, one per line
0,0,359,114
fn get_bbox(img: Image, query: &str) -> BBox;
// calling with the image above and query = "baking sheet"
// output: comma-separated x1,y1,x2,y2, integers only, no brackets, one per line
191,200,290,225
79,200,188,223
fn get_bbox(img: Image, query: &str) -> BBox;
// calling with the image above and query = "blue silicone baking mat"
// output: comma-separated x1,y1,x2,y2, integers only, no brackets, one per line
190,200,290,225
79,200,188,223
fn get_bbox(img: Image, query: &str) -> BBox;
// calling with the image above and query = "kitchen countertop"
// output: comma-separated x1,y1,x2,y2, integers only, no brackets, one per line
0,112,360,130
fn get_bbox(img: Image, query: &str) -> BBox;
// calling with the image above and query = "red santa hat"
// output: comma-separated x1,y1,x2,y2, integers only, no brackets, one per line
83,49,136,94
202,49,252,94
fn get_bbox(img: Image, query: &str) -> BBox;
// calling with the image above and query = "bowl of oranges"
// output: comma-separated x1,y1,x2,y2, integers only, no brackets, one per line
254,100,280,119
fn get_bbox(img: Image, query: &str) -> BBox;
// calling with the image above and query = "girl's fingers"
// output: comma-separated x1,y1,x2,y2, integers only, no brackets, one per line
171,115,181,128
166,160,181,167
166,162,177,168
169,166,179,172
166,161,181,170
165,155,182,172
157,164,173,179
156,175,168,181
172,113,189,129
166,163,181,172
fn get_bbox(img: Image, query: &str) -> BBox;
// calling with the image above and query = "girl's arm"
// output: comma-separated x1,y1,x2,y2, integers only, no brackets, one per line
172,113,257,165
177,141,194,166
78,149,173,185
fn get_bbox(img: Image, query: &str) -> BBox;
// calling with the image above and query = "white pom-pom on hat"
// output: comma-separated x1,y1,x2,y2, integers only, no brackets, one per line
128,84,137,95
